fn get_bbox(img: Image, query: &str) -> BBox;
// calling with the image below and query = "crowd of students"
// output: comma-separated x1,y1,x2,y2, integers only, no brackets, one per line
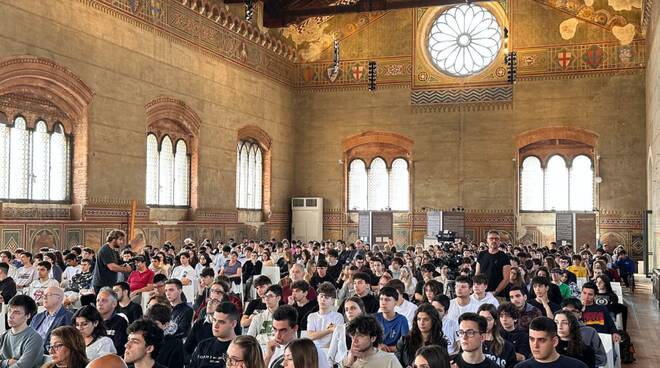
0,228,637,368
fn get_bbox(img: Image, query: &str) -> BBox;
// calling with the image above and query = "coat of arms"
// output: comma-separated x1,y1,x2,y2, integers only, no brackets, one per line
557,50,572,70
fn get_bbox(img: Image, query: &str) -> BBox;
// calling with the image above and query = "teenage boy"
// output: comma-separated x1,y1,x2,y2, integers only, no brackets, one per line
0,295,44,367
471,274,499,307
452,312,499,368
528,277,560,319
342,272,378,314
385,279,417,328
15,252,37,293
497,302,531,361
579,282,620,341
241,275,271,328
144,303,185,368
248,284,282,345
165,278,194,339
288,280,319,331
113,282,144,323
27,261,59,306
515,317,587,368
307,282,345,350
374,286,409,352
508,286,542,331
342,315,403,368
188,302,239,368
567,255,588,280
124,319,167,368
311,260,335,289
446,276,480,321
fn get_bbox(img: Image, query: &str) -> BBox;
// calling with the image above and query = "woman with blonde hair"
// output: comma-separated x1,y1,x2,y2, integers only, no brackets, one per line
42,326,89,368
283,338,319,368
226,335,265,368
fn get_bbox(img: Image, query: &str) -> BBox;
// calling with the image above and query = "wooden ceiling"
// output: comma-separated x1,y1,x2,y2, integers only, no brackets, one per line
224,0,461,27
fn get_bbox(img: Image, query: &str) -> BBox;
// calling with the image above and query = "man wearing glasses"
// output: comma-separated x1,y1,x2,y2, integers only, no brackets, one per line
124,319,166,368
475,230,511,296
247,285,282,345
188,302,239,368
452,313,499,368
0,295,44,368
29,286,72,352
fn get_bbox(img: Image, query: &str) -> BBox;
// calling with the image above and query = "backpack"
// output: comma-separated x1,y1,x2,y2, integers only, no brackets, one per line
618,330,636,364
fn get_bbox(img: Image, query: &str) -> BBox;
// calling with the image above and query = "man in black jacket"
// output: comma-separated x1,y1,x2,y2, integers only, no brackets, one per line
96,287,128,356
188,302,239,368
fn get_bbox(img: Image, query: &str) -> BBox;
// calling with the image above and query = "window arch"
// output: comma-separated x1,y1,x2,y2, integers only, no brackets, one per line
236,140,263,209
0,115,71,201
343,131,413,212
517,127,597,212
236,125,272,213
145,97,200,208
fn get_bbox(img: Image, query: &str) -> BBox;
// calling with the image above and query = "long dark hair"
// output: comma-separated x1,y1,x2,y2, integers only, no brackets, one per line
73,305,106,339
477,303,505,356
415,345,450,368
555,310,584,356
405,303,447,356
595,274,618,303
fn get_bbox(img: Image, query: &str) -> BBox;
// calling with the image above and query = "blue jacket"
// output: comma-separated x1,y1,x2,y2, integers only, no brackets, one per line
29,306,73,352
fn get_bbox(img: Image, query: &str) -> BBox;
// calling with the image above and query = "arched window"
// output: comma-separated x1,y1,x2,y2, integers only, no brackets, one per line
348,157,410,211
348,159,368,211
0,116,71,201
145,97,200,208
146,135,190,206
570,155,593,211
368,158,389,210
236,140,263,209
389,158,409,211
544,155,569,211
520,156,543,211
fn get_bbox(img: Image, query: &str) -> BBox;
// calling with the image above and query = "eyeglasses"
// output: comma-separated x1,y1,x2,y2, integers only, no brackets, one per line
47,343,65,352
456,329,481,338
224,355,244,367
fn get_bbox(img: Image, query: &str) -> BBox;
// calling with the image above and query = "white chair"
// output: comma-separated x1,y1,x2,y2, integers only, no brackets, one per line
0,304,7,335
141,292,151,312
611,282,624,303
261,266,281,285
598,333,621,368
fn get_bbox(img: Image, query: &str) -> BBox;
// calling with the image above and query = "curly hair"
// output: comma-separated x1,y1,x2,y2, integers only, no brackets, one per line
346,315,383,347
555,310,584,356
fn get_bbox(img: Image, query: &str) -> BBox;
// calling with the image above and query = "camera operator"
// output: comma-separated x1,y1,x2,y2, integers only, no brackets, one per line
92,230,133,293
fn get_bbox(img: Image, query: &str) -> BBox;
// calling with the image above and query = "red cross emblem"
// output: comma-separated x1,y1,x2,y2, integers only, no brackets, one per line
557,50,572,69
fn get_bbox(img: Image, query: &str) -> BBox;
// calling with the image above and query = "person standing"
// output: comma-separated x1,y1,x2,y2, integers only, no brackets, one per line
93,230,132,293
476,231,511,296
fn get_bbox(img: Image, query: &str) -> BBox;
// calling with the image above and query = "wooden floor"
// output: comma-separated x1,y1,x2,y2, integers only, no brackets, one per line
623,275,659,367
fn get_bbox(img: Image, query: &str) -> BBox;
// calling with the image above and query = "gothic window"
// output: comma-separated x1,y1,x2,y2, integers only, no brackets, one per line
569,155,594,211
0,116,71,201
236,140,263,209
519,154,595,212
427,3,503,77
145,135,190,206
520,156,544,211
349,157,410,211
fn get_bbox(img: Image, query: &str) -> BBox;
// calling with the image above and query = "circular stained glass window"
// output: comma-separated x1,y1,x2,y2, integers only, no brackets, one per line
427,4,503,77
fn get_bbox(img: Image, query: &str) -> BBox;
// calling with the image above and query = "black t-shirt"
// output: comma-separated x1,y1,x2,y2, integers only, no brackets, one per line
501,329,531,359
513,355,588,368
117,301,143,324
327,262,342,281
477,251,510,292
556,340,596,368
483,339,518,368
361,294,379,314
105,314,128,357
171,302,194,339
528,300,561,317
0,277,17,304
185,319,213,355
453,353,501,368
310,274,335,289
92,244,120,288
189,338,232,368
293,300,319,331
244,299,267,316
156,334,185,368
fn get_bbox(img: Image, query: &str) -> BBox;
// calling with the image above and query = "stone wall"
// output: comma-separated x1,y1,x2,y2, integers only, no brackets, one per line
646,0,660,268
0,0,296,250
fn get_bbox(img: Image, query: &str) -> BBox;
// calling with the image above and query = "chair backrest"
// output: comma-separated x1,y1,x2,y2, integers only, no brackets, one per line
262,266,281,285
598,332,615,368
611,282,623,302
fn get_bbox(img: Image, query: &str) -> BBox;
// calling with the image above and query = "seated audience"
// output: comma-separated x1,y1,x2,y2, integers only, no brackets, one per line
374,286,409,352
413,345,450,368
43,325,89,368
283,338,319,368
342,315,402,368
496,302,531,361
395,303,447,368
451,312,499,368
477,304,516,368
188,302,239,368
554,310,596,368
113,282,143,324
144,303,184,368
515,317,588,368
164,279,193,339
307,282,344,350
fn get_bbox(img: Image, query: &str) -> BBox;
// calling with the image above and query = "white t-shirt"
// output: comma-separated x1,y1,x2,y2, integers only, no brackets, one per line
247,308,274,345
28,278,60,305
171,264,197,299
445,297,480,321
307,310,345,349
86,336,117,361
394,300,417,328
442,316,460,354
15,266,37,289
268,342,331,368
470,292,500,308
62,265,82,283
